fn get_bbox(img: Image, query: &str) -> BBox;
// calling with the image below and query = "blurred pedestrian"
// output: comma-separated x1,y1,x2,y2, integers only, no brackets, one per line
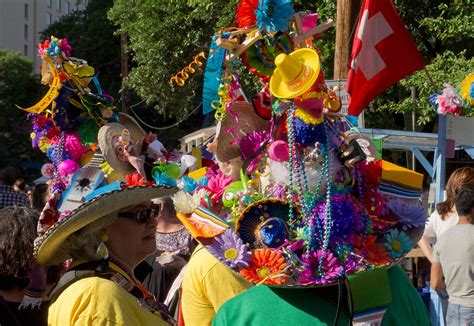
419,167,474,325
431,187,474,325
30,183,49,212
0,206,47,326
0,167,29,209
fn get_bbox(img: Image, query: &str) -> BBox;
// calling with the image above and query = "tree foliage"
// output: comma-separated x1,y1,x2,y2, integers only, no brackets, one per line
108,0,472,128
0,50,44,165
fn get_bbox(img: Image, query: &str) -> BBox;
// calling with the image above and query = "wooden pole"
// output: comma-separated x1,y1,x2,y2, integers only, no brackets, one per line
120,32,129,113
333,0,361,80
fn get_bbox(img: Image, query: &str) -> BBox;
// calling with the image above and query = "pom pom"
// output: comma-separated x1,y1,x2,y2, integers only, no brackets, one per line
57,159,80,177
64,133,89,161
172,191,200,214
268,140,289,162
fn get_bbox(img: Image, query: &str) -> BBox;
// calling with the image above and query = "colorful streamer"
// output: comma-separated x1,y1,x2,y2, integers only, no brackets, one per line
170,52,206,87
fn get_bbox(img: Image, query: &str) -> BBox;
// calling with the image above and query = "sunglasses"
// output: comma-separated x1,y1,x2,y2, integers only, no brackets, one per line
117,208,154,224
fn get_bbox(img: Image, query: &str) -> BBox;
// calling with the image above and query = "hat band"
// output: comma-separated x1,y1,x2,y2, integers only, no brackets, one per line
285,64,314,92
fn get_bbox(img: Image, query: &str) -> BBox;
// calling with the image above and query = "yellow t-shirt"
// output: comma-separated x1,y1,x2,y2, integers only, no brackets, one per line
48,275,168,326
181,245,252,326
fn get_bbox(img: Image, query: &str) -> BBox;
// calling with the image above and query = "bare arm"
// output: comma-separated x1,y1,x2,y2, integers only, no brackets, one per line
418,236,434,263
430,262,446,291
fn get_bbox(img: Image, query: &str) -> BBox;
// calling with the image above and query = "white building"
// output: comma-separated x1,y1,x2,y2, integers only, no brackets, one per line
0,0,87,72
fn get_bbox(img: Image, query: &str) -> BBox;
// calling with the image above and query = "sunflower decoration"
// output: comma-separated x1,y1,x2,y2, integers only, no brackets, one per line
240,248,288,285
236,0,295,33
459,73,474,107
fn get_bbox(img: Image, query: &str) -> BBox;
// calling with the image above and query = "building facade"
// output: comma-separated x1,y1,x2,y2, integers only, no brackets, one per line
0,0,87,72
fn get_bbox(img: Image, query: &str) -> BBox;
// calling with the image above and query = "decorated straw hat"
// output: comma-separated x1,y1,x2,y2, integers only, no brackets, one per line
241,33,294,78
98,113,146,174
270,48,320,99
215,101,269,162
34,185,177,265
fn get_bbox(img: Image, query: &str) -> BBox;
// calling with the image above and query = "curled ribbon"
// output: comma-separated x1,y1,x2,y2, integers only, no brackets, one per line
170,52,206,87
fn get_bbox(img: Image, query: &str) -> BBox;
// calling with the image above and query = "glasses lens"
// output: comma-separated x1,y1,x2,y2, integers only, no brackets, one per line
136,208,152,223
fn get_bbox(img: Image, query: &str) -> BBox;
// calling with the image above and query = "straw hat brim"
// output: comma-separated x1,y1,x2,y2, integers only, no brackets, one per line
98,113,146,174
270,48,320,99
34,185,177,265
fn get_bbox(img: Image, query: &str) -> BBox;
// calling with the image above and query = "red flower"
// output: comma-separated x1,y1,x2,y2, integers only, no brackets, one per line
125,173,147,186
240,248,288,285
235,0,259,28
358,160,382,188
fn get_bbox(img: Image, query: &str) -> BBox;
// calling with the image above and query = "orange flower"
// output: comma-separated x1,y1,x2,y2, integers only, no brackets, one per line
240,248,288,285
353,235,391,266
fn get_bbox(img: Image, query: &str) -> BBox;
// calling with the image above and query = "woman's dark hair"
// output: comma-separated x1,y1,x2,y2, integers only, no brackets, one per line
455,187,474,223
436,167,474,220
0,206,39,290
31,183,49,212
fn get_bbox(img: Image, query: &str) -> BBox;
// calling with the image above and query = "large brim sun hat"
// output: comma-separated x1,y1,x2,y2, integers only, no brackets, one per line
270,48,320,99
98,113,146,174
34,185,177,265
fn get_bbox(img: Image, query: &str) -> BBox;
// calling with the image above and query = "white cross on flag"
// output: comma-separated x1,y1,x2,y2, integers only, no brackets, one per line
346,0,424,116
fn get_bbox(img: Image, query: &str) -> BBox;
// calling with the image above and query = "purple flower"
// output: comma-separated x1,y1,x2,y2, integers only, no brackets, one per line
386,198,427,228
299,250,343,285
206,229,250,269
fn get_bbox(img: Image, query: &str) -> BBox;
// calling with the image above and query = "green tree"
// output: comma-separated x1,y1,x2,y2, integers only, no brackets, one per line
0,49,44,166
41,0,121,99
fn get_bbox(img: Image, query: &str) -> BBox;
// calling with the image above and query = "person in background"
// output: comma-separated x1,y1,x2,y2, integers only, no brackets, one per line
137,196,195,304
13,178,27,193
431,187,474,325
35,186,177,325
181,245,252,326
0,206,47,326
30,183,49,212
418,166,474,325
0,167,29,209
213,265,430,326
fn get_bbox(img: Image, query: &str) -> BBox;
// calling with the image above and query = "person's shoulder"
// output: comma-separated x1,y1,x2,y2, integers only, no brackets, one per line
59,275,127,301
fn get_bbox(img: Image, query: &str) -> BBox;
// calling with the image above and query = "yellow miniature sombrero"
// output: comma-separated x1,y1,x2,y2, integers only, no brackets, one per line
270,48,320,99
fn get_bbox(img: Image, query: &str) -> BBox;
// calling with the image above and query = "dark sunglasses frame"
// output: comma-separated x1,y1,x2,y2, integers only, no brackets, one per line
117,208,154,224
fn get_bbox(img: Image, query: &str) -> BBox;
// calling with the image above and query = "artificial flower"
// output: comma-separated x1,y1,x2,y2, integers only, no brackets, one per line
126,172,147,186
384,229,412,259
240,248,288,285
172,191,199,214
240,130,268,161
236,0,258,28
431,83,462,116
255,0,295,33
353,235,391,266
358,160,382,188
386,198,428,228
459,73,474,106
202,170,233,204
206,229,250,269
299,249,343,285
152,171,177,187
178,175,197,193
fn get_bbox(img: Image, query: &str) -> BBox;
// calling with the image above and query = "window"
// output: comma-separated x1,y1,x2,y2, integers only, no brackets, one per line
24,44,28,56
24,24,28,41
47,13,52,25
24,4,28,19
65,2,70,14
56,0,61,11
47,0,51,8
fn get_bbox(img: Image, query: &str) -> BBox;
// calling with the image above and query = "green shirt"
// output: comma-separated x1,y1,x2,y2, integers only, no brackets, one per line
213,265,430,326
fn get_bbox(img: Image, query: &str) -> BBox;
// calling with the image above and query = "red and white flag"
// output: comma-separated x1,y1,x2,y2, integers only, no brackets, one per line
346,0,424,116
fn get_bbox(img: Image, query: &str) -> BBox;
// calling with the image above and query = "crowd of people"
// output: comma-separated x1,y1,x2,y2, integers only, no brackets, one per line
1,2,473,324
1,161,473,326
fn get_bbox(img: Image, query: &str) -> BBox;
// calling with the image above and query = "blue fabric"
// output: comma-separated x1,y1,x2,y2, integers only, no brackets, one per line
446,303,474,325
202,34,226,115
430,287,448,326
